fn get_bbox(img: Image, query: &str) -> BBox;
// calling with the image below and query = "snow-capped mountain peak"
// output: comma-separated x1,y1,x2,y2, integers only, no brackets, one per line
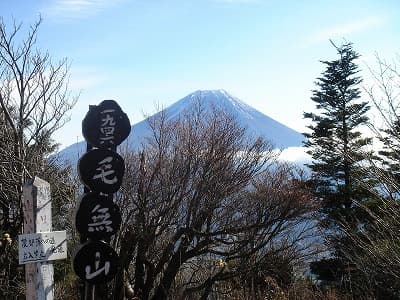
181,89,256,120
157,89,304,147
56,90,305,166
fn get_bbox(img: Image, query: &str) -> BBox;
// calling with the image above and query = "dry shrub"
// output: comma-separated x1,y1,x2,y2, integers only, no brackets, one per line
287,281,354,300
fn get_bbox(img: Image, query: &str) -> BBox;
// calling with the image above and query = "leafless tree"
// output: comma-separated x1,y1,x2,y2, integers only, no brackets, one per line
0,17,77,297
0,16,77,232
113,102,318,299
365,54,400,175
337,54,400,298
365,54,400,132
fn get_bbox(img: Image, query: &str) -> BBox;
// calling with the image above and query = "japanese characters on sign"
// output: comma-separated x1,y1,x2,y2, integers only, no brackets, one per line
78,148,125,194
74,99,130,285
75,193,121,240
18,231,67,264
82,100,131,148
73,240,118,284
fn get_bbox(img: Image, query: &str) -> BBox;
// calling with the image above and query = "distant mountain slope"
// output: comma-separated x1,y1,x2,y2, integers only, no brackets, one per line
56,90,304,166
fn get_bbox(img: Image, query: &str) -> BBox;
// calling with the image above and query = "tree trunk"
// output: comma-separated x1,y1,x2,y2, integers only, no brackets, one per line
151,242,188,300
134,242,146,299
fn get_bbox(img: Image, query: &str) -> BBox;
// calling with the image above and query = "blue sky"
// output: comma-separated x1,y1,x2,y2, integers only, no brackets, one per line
1,0,399,149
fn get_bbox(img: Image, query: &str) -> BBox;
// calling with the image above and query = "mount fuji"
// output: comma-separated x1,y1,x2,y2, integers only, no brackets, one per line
56,90,306,165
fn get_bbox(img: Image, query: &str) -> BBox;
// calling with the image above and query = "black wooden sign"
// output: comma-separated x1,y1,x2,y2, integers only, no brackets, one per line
74,100,130,290
75,193,121,240
82,100,131,148
78,148,125,194
73,240,118,284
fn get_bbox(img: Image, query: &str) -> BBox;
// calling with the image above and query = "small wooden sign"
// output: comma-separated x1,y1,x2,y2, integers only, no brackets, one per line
78,148,125,194
82,100,131,148
18,231,67,264
73,240,118,284
75,193,121,240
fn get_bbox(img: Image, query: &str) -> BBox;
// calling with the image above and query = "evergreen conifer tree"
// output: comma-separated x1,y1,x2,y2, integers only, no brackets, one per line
304,41,373,290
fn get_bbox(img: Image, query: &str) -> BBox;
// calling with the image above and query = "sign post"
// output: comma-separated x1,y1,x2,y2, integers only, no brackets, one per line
18,231,67,265
73,100,130,299
22,177,54,300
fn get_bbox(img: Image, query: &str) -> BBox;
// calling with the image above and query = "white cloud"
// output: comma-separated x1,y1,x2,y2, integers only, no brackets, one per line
278,147,311,164
69,66,108,90
42,0,125,21
305,16,385,46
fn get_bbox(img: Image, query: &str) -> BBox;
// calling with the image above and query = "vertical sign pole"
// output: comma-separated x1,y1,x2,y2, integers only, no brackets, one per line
84,142,94,300
22,177,54,300
74,100,130,298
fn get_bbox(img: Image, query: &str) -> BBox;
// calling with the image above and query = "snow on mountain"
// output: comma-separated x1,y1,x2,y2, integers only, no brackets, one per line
56,90,306,166
278,147,311,165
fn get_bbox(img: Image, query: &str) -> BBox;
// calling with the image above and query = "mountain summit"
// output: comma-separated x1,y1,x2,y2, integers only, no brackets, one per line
157,89,304,148
57,90,304,165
